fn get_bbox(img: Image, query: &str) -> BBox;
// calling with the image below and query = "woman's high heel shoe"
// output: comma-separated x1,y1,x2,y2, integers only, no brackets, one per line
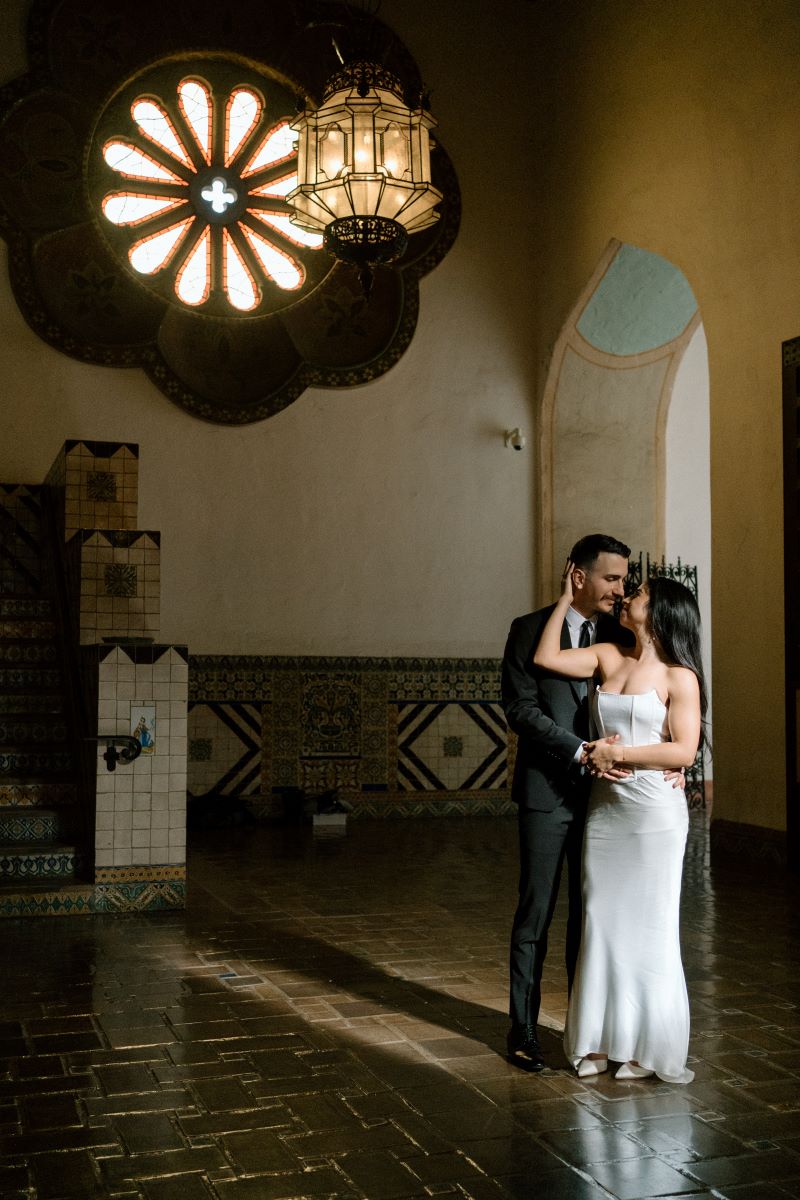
615,1061,654,1079
577,1055,608,1077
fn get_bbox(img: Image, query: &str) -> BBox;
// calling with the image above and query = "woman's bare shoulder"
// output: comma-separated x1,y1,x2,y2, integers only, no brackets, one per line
666,665,700,696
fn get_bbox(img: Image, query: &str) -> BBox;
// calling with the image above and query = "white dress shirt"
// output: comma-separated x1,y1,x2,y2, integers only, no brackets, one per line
565,606,598,648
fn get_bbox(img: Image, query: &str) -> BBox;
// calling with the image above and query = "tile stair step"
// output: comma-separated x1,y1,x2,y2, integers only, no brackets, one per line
0,844,84,881
0,747,75,775
0,781,77,807
0,807,63,843
0,694,64,715
0,718,68,743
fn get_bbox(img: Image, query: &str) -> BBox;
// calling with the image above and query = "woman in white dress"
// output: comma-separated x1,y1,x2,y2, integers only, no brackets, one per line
533,565,706,1084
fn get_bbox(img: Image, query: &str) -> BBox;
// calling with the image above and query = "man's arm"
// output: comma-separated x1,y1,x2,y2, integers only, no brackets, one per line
501,614,583,765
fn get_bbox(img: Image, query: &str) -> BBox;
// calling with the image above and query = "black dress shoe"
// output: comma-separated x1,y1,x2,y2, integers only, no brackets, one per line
506,1023,545,1071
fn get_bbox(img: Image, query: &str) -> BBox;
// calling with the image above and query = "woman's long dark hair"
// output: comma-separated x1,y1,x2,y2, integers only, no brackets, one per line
646,576,708,746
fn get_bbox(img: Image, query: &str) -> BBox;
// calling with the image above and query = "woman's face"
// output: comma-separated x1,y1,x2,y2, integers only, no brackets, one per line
621,583,649,628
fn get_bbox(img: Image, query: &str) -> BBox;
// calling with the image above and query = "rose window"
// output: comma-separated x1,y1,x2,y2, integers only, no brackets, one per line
2,8,460,424
96,66,325,314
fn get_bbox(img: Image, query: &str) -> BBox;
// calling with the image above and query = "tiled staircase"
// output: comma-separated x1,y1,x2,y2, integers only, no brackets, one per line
0,485,87,891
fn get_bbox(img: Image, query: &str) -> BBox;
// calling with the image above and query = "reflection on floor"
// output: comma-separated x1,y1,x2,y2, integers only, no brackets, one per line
1,815,799,1199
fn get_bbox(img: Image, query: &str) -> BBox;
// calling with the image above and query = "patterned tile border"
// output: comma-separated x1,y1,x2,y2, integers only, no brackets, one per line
0,876,186,917
90,643,189,665
191,654,501,690
72,529,161,548
94,864,186,883
348,793,514,818
63,440,139,459
92,880,186,913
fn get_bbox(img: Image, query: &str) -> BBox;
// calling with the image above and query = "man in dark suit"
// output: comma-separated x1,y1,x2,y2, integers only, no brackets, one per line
502,533,632,1071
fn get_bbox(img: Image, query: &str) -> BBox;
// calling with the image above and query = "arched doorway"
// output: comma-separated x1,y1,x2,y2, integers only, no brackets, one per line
540,239,712,770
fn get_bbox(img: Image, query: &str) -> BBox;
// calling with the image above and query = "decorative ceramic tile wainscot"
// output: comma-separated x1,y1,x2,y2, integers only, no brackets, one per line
189,656,514,818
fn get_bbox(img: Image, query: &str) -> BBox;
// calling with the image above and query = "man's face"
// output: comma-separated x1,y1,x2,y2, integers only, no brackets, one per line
573,552,628,616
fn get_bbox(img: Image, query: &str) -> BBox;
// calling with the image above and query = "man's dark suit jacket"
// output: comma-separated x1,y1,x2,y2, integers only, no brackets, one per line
502,606,631,812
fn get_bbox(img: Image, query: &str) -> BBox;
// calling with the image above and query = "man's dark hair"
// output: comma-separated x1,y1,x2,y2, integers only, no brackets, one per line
569,533,631,571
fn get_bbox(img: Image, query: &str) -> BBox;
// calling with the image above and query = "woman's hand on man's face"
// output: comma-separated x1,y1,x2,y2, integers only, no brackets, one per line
560,559,576,603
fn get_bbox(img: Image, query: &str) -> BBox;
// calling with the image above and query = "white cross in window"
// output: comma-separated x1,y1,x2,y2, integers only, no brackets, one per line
201,177,237,214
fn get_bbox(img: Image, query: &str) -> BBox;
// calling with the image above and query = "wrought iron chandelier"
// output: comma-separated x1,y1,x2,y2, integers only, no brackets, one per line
287,56,443,294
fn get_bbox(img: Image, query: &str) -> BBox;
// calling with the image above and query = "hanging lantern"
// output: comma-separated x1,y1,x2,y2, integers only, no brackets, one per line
287,61,442,293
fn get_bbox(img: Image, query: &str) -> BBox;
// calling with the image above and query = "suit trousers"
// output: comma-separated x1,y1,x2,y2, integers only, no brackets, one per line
509,799,585,1029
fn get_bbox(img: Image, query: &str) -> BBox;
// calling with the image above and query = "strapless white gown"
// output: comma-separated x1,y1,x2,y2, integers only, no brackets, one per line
564,688,694,1084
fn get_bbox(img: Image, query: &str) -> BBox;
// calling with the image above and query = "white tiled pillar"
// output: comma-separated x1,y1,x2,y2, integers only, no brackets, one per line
94,645,188,873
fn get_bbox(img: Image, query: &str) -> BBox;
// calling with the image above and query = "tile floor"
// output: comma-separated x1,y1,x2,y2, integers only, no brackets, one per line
1,814,799,1199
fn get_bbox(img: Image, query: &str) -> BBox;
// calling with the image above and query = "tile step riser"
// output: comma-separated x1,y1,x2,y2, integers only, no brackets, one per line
0,850,83,880
0,623,56,639
0,670,63,690
0,646,59,664
0,698,64,715
0,752,75,774
0,723,68,742
0,784,78,807
0,811,62,842
0,599,53,619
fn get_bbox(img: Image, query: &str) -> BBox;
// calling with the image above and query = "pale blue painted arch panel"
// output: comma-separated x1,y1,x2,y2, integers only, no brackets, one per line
577,244,698,356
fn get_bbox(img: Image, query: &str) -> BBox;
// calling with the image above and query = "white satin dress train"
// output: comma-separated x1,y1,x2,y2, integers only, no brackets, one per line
564,688,694,1085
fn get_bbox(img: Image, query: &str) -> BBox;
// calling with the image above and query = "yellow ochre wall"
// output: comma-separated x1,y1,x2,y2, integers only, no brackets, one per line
508,0,794,830
0,0,795,831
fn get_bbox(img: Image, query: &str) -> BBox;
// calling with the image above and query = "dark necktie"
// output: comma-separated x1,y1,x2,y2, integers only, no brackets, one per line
576,620,593,723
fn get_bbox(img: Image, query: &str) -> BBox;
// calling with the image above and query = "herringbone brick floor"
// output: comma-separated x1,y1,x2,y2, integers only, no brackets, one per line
1,815,799,1199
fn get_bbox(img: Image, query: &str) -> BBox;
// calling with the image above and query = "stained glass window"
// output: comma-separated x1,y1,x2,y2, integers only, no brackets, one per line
101,76,323,312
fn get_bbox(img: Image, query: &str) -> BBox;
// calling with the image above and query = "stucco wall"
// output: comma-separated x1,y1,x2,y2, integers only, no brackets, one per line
1,0,794,829
0,0,539,661
516,0,792,830
666,322,713,769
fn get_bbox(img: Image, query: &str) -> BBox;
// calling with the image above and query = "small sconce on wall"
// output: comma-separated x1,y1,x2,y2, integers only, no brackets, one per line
504,428,526,451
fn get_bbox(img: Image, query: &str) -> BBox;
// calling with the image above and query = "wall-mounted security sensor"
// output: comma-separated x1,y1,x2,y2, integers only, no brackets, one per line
504,428,526,451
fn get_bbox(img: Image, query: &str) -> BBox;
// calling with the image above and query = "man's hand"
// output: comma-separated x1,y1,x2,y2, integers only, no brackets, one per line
598,765,633,782
580,740,632,781
583,734,623,775
664,767,686,790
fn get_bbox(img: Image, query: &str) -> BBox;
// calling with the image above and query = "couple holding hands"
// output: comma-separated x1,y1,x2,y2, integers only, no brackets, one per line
502,533,706,1084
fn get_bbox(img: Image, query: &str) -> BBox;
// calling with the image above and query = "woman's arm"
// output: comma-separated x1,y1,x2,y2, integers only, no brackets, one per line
532,566,603,679
585,669,701,772
533,598,601,678
502,614,585,762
